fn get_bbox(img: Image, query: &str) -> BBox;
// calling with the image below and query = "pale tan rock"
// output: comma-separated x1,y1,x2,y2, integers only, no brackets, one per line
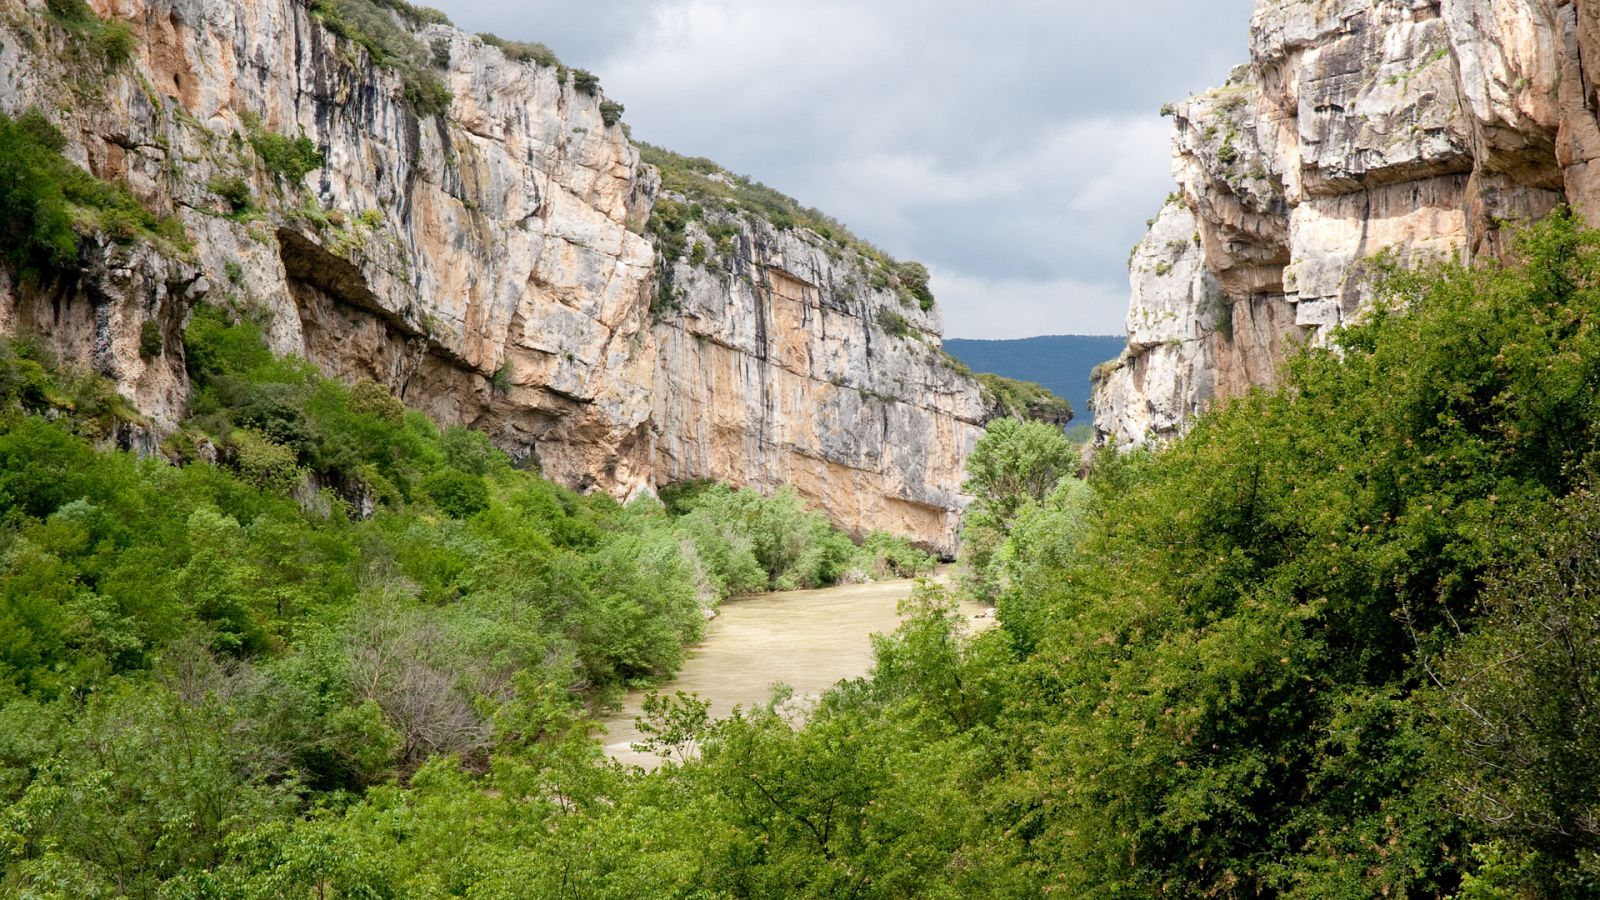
1096,0,1591,448
651,208,986,554
0,0,983,552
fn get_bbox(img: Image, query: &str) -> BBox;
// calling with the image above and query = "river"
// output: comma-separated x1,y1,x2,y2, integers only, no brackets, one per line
598,571,993,768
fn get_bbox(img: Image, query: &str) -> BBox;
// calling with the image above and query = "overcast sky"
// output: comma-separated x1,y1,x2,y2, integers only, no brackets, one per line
429,1,1255,338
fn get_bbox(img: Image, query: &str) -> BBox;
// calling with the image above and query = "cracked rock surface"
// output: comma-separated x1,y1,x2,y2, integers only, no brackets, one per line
1095,0,1596,448
0,0,984,553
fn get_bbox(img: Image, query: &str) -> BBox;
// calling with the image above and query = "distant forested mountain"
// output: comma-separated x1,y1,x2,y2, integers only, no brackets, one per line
943,335,1125,426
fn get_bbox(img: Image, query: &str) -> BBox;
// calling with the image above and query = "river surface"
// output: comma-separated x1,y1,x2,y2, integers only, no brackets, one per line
599,571,992,768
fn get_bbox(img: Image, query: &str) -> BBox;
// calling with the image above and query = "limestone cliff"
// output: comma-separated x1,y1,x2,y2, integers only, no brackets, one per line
651,205,987,554
1095,0,1600,446
0,0,983,552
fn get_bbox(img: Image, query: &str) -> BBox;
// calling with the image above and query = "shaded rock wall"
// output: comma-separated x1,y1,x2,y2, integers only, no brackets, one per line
0,0,983,552
1095,0,1597,446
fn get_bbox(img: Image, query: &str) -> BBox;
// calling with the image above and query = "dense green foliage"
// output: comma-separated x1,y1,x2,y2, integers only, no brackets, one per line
957,416,1080,603
82,210,1599,897
669,483,936,593
10,181,1600,892
0,304,924,895
0,110,186,274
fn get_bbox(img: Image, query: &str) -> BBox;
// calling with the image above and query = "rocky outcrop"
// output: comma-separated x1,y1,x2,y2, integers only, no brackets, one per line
1094,0,1596,446
651,207,987,553
0,0,983,552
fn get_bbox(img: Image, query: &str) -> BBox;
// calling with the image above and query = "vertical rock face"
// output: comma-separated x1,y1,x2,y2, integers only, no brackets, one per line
651,206,987,554
1095,0,1599,446
0,0,983,552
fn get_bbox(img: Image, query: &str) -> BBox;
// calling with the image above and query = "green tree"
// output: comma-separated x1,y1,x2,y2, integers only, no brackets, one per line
1428,490,1600,894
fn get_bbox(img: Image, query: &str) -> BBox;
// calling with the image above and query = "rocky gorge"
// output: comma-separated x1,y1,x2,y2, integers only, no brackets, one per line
0,0,987,553
1094,0,1600,446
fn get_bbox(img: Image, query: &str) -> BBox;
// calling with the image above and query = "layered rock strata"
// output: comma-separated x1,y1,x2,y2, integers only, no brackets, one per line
652,208,987,554
1095,0,1597,446
0,0,983,552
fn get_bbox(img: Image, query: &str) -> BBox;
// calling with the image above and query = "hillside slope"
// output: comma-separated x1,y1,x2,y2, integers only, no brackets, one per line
944,334,1123,428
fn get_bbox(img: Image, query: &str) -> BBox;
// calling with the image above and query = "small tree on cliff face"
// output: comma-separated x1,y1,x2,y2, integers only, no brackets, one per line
959,418,1075,600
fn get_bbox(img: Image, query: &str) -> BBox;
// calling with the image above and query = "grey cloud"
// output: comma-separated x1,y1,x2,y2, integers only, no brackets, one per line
427,0,1255,336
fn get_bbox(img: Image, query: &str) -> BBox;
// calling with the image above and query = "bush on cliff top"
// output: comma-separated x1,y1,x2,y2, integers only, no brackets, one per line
312,0,452,117
975,372,1073,424
637,142,938,311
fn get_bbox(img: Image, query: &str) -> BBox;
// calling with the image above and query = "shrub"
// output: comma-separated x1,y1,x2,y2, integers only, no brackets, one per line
876,309,914,339
93,20,135,68
230,428,301,493
421,468,489,519
0,110,186,274
599,100,625,127
0,111,79,272
247,129,324,184
895,261,935,311
571,68,600,95
139,320,164,359
46,0,134,71
477,33,562,70
1428,491,1600,892
648,197,689,263
207,174,253,213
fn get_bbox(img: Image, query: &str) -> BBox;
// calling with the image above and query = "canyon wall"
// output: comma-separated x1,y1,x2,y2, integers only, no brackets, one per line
652,207,987,554
1094,0,1599,446
0,0,983,552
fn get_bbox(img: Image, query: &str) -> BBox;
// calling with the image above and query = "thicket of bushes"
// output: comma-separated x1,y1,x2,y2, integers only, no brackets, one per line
0,302,931,894
75,211,1600,897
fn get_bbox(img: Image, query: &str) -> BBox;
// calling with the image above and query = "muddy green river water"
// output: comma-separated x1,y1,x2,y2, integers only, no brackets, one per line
599,572,992,768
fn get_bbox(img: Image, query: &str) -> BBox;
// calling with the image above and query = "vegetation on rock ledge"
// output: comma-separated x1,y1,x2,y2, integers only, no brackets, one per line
0,109,188,274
